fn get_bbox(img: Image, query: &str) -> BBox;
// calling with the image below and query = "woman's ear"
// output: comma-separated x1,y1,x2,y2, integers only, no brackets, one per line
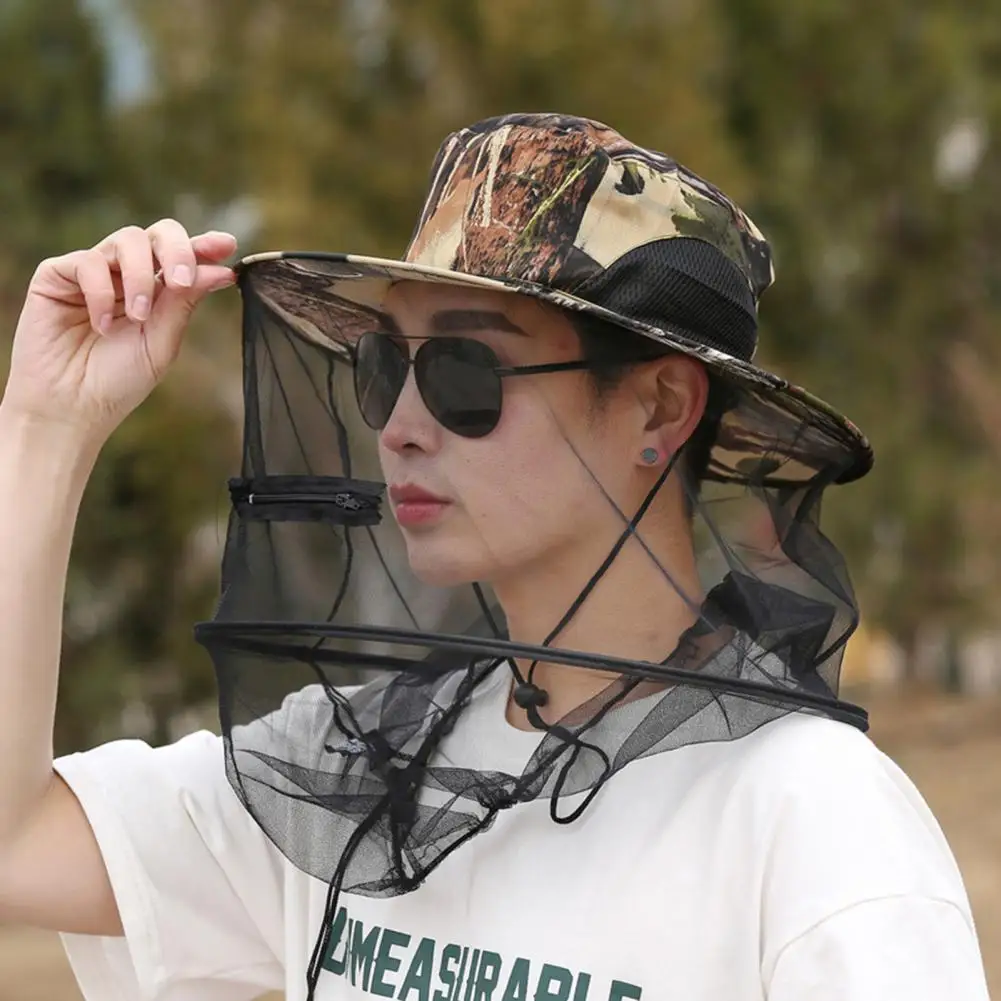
636,355,708,466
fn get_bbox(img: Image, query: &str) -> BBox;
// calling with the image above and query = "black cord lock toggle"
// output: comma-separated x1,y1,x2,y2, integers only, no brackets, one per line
513,682,549,709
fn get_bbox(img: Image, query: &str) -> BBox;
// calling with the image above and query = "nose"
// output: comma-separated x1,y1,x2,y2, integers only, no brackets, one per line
378,366,442,456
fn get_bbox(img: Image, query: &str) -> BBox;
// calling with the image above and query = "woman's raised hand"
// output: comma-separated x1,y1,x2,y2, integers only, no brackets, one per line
4,219,237,443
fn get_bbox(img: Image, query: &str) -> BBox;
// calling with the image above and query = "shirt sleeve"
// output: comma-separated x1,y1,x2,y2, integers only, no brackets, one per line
54,730,286,1001
767,895,990,1000
749,718,990,999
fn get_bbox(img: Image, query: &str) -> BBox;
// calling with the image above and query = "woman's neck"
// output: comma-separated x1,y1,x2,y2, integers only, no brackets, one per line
495,525,704,730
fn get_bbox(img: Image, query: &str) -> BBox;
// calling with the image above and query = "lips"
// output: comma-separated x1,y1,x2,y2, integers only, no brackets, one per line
388,484,451,527
389,484,450,505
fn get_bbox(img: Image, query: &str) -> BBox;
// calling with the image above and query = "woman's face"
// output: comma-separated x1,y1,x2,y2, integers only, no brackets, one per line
375,281,649,590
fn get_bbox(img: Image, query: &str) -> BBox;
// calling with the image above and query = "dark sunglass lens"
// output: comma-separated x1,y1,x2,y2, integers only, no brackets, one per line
416,338,503,438
353,332,409,430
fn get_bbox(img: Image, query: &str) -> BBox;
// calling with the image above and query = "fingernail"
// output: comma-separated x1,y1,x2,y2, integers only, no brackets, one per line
98,313,113,334
132,295,150,321
172,265,193,287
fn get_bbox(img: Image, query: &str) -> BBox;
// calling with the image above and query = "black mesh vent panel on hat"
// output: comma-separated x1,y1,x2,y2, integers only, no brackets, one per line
573,237,759,361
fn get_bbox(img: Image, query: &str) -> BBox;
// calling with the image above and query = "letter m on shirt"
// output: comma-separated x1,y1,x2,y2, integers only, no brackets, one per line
349,921,382,991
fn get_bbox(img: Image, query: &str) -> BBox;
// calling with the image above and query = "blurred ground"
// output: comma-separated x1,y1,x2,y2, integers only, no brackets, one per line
1,686,998,1001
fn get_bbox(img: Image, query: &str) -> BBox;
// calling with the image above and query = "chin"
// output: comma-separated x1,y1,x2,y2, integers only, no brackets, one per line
402,537,496,589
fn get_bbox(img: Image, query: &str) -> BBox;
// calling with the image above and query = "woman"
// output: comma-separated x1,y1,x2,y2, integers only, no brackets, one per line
0,113,989,1000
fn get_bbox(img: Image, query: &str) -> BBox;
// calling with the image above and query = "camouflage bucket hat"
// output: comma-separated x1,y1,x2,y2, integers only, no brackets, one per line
238,112,873,483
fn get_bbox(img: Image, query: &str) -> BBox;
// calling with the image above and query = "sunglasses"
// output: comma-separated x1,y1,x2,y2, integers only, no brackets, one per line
353,332,594,438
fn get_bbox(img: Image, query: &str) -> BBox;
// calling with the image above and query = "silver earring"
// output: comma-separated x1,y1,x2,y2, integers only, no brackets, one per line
641,447,659,465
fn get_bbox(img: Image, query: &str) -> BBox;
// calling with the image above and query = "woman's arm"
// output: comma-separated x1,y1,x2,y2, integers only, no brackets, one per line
0,222,235,933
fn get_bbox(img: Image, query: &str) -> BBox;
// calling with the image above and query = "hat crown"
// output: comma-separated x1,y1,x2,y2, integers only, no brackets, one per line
405,113,775,329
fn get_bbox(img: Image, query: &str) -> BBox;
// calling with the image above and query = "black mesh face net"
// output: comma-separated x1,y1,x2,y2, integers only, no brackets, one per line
194,255,869,1000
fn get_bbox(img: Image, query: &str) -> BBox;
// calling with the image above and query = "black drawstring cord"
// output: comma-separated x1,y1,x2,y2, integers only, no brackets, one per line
305,795,387,1001
505,457,679,819
307,660,493,999
511,454,676,708
549,739,609,823
472,581,503,637
508,458,680,824
309,454,678,996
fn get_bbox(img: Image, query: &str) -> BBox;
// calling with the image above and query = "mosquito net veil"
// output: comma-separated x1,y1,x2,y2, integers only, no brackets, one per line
194,252,870,998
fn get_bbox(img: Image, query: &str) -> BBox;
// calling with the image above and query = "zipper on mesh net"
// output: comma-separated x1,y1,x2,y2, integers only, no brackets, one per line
236,489,367,512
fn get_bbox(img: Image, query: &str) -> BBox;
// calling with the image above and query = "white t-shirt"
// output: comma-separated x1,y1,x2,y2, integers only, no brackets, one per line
54,665,990,1001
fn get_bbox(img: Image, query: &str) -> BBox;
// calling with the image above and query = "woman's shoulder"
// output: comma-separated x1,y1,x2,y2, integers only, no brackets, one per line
735,710,886,780
724,710,972,913
723,711,942,833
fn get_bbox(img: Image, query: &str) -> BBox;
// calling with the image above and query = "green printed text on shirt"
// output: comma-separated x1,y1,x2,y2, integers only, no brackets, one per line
322,905,643,1001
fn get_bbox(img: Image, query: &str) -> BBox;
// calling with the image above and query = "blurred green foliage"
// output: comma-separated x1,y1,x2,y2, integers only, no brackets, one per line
2,0,1001,748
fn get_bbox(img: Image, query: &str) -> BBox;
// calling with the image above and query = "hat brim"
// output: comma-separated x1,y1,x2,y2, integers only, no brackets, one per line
236,251,873,485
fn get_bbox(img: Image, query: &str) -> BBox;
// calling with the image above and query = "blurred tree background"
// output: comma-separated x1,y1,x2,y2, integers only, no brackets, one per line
2,0,1001,751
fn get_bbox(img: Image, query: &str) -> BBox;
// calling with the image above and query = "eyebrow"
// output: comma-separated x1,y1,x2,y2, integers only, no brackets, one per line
429,309,528,336
374,308,529,337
